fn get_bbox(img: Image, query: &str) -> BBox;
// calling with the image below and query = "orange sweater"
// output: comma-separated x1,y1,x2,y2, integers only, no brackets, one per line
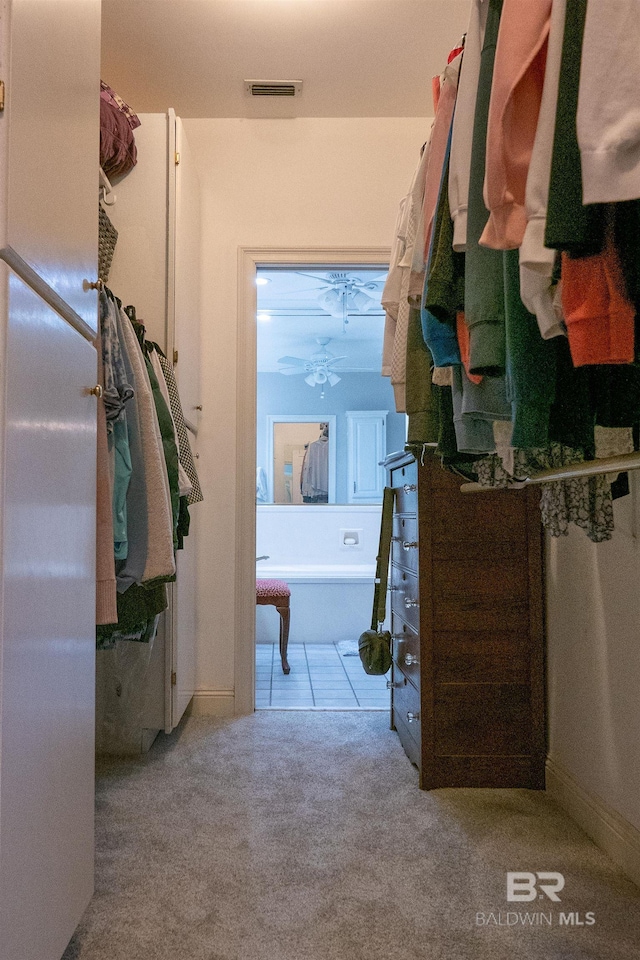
561,214,635,367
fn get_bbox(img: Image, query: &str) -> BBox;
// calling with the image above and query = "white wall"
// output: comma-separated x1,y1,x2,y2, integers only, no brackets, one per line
183,117,429,700
547,479,640,837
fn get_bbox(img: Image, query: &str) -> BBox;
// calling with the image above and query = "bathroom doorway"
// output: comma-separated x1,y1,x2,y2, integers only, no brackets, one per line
253,262,402,709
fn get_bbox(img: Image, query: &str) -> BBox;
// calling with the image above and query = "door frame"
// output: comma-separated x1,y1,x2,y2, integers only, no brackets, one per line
235,246,390,715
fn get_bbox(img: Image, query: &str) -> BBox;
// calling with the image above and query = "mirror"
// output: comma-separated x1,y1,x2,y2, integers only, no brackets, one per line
262,415,337,504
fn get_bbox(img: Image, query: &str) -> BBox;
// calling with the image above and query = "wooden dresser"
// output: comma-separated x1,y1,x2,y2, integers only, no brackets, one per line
385,450,545,790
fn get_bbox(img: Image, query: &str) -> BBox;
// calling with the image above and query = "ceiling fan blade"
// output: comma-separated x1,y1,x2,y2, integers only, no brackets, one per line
294,271,332,284
278,366,306,375
266,286,331,297
277,355,309,366
322,355,347,364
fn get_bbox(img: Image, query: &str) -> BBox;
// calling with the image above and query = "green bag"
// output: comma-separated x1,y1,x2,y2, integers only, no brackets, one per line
358,628,392,676
358,486,394,676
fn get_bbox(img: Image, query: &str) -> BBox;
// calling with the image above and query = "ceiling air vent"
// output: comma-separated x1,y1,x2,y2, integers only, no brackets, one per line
244,79,303,98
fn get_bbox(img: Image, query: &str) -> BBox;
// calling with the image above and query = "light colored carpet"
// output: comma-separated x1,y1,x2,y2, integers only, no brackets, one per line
63,712,640,960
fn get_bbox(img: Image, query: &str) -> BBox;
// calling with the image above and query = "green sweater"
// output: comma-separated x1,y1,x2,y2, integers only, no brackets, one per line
464,0,506,376
544,0,604,255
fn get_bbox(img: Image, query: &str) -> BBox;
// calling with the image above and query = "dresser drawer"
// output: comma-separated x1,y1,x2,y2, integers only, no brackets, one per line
392,618,420,687
392,673,421,746
390,566,420,632
392,516,419,573
391,460,417,514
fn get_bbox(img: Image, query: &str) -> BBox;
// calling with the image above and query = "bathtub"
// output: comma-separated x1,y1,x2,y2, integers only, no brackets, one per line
256,505,384,645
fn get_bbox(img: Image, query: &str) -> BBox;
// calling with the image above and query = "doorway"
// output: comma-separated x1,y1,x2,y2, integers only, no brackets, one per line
235,249,393,714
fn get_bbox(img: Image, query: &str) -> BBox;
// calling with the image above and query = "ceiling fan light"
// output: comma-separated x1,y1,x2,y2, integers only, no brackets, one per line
314,369,328,384
304,373,316,387
351,290,374,311
327,373,341,386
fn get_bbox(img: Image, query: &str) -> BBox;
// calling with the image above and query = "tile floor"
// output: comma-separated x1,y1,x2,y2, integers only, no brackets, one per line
256,642,390,709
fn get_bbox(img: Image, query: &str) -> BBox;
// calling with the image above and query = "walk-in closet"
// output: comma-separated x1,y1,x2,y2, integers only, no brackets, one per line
2,2,640,959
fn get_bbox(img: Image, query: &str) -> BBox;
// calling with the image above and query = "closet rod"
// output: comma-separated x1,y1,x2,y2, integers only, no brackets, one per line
459,451,640,493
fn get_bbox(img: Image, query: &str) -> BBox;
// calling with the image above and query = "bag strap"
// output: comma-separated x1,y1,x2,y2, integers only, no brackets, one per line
371,486,395,630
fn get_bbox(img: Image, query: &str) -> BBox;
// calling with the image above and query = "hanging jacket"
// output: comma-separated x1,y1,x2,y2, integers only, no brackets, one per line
463,0,507,376
544,0,604,255
112,299,149,593
95,321,118,626
449,0,489,252
422,53,462,263
118,306,176,586
480,0,552,251
519,0,567,339
577,0,640,205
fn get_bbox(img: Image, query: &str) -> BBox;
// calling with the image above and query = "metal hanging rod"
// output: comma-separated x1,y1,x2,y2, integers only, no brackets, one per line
460,451,640,493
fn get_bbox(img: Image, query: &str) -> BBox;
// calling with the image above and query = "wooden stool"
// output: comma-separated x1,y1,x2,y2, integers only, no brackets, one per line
256,579,291,674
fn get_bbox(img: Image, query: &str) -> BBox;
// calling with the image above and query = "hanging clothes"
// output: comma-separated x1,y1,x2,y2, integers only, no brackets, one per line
154,348,204,505
449,0,489,253
463,0,507,376
382,2,640,543
576,1,640,206
480,0,552,251
149,348,192,499
543,0,604,257
117,304,176,585
519,0,567,340
300,435,329,502
95,320,118,627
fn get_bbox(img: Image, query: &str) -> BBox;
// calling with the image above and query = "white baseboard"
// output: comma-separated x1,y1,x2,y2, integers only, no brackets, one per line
187,690,236,718
546,756,640,889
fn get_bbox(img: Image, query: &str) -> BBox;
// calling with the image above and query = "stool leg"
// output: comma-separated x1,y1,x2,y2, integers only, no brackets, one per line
276,602,290,674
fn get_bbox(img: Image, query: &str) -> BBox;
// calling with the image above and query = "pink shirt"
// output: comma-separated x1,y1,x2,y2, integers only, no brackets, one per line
480,0,552,251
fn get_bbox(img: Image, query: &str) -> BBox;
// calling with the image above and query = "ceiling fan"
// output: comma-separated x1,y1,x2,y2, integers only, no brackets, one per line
277,337,346,397
280,271,387,329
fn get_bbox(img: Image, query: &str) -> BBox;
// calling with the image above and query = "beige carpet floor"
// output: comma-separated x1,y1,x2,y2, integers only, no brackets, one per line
63,712,640,960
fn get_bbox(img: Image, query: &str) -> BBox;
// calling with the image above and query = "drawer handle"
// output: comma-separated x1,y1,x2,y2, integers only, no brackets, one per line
402,540,419,551
403,484,417,493
407,711,420,723
404,654,419,666
386,679,405,689
404,597,418,609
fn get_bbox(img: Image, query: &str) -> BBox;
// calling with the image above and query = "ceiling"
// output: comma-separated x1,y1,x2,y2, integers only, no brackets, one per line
101,0,471,119
256,267,387,372
100,1,472,371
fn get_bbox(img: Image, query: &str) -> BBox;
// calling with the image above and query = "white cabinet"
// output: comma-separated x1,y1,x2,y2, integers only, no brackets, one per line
0,265,97,960
0,0,101,333
346,410,387,503
100,110,202,745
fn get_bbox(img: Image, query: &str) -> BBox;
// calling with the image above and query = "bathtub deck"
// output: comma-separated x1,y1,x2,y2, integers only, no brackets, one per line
255,642,390,709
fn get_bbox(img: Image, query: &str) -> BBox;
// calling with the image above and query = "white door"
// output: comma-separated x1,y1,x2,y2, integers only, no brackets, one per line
169,117,202,726
0,265,97,960
0,0,101,332
173,116,202,432
346,410,387,503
